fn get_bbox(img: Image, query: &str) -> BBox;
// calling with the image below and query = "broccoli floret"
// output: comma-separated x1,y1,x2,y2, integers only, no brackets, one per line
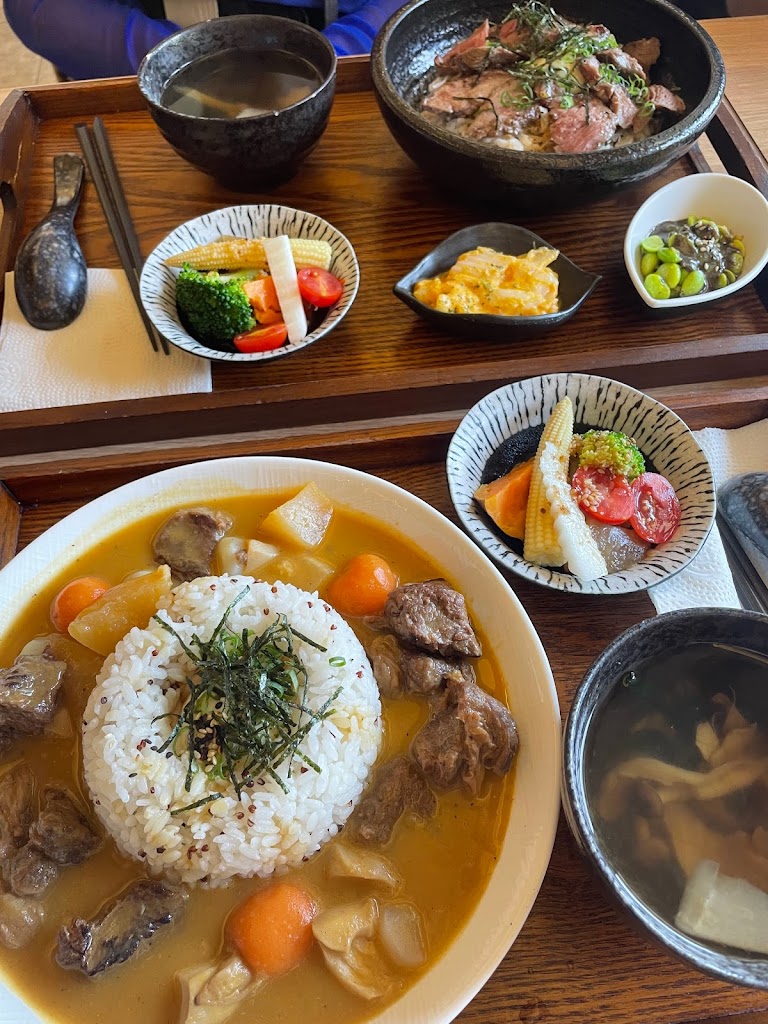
175,264,254,347
571,429,645,480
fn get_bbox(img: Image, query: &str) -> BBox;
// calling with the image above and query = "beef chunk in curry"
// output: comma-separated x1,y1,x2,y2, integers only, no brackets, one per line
0,653,66,754
367,633,475,699
56,880,188,976
372,580,482,659
412,675,519,795
0,764,36,862
152,507,233,582
349,757,437,845
0,892,45,949
5,843,58,898
29,787,101,865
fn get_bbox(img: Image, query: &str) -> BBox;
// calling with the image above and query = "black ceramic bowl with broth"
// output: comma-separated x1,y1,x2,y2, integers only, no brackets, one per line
563,608,768,988
370,0,725,207
138,15,336,191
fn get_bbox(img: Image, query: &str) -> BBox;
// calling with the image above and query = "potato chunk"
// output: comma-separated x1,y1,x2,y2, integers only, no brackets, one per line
68,565,172,656
259,483,333,549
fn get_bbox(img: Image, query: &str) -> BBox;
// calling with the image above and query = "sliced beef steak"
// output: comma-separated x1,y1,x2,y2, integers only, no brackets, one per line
435,19,490,70
0,654,66,754
29,787,100,865
647,84,685,114
550,100,617,153
152,507,233,582
596,47,646,82
0,764,35,862
412,676,519,795
349,757,436,845
367,634,475,699
56,880,188,976
374,580,481,659
623,37,661,75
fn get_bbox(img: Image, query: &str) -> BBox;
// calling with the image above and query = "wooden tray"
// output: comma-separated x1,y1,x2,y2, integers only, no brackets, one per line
0,61,767,459
2,377,768,1024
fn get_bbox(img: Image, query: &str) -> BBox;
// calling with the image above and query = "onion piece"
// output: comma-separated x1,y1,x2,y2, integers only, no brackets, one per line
263,235,308,345
676,860,768,956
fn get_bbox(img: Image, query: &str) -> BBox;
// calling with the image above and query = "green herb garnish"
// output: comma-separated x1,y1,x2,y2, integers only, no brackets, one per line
151,589,341,813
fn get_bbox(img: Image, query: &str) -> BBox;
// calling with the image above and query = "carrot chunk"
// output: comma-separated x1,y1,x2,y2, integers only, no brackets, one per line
326,553,398,617
227,882,317,977
50,576,111,633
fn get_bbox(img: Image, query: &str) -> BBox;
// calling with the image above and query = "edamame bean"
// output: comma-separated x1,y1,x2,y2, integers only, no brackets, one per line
640,252,659,276
731,238,746,256
715,272,729,289
640,235,664,253
644,273,671,300
727,251,744,274
680,269,706,296
658,262,682,288
724,269,736,284
657,246,682,264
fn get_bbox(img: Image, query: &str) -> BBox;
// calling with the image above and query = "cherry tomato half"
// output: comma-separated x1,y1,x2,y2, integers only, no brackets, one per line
630,472,681,544
572,466,634,525
233,322,288,354
297,268,343,308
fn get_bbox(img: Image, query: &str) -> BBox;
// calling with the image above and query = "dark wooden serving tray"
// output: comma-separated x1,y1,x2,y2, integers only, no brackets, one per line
1,376,768,1024
0,60,767,458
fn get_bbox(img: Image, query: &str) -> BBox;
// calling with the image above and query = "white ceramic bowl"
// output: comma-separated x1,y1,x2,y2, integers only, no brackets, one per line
624,172,768,311
140,205,359,362
447,372,715,596
0,456,560,1024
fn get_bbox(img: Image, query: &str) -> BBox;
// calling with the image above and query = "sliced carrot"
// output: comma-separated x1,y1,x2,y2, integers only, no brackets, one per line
242,277,282,324
326,553,398,617
50,576,111,633
474,458,534,541
227,881,317,977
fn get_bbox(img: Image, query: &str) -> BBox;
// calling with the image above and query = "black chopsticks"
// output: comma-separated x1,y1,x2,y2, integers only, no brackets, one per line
75,117,170,355
717,511,768,616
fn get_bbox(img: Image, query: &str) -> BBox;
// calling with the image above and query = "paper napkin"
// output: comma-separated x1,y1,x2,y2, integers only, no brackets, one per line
649,417,768,614
0,269,211,413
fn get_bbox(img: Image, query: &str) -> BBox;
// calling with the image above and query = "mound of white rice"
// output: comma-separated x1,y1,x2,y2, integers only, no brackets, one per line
82,575,382,886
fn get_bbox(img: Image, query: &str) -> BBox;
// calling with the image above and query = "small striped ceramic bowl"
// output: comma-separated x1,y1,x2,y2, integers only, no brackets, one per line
446,373,715,596
140,204,359,362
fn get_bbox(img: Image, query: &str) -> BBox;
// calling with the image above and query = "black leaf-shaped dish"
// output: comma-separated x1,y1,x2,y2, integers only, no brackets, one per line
393,223,601,340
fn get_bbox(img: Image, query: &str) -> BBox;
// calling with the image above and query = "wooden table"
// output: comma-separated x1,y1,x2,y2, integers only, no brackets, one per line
1,17,768,1024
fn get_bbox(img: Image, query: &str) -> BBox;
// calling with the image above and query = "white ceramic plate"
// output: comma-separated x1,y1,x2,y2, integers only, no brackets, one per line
624,172,768,310
447,373,715,595
139,205,359,362
0,456,560,1024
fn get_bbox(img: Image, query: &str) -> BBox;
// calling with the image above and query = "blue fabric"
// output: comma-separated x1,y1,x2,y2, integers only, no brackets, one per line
1,0,398,77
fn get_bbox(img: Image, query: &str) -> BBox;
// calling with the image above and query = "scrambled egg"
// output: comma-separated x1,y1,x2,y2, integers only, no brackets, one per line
413,246,560,316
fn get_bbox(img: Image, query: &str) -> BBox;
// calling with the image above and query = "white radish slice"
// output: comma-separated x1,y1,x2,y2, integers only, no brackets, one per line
263,235,308,345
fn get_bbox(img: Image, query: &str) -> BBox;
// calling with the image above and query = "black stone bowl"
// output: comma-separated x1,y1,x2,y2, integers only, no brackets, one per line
138,15,336,191
371,0,725,208
563,607,768,989
393,222,600,338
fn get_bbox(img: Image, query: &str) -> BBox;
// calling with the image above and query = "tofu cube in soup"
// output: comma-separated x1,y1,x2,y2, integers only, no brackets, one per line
260,483,334,549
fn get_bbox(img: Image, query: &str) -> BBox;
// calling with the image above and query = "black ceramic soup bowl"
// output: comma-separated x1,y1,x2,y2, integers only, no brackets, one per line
563,607,768,989
138,15,336,191
370,0,725,208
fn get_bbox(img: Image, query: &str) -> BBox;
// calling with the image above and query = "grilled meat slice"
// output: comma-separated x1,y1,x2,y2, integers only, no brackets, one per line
349,758,436,845
623,37,661,75
0,654,66,754
412,675,519,795
56,880,188,976
29,787,100,865
152,507,233,582
550,99,618,153
373,580,481,659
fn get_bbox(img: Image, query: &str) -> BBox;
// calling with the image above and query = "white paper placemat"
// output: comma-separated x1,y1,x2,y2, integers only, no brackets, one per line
0,269,211,412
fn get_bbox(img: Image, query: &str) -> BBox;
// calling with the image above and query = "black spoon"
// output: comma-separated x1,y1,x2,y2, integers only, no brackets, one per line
14,153,87,330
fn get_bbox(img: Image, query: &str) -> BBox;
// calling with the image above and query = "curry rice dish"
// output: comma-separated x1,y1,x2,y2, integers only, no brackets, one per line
0,483,519,1024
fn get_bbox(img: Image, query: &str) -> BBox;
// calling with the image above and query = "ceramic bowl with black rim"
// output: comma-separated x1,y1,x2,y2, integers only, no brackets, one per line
446,372,715,595
140,204,359,363
371,0,725,207
393,223,600,339
563,607,768,987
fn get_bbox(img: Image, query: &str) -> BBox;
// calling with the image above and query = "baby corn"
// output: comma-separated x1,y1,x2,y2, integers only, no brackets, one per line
523,396,573,567
165,236,333,272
